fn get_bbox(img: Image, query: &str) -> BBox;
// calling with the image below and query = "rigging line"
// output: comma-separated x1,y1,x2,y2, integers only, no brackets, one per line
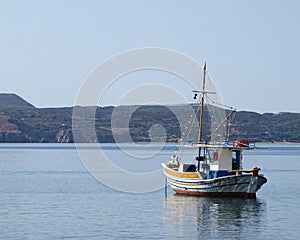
177,106,200,161
177,98,201,160
206,109,236,142
225,110,237,142
206,95,235,110
205,94,237,141
181,94,201,143
230,111,237,136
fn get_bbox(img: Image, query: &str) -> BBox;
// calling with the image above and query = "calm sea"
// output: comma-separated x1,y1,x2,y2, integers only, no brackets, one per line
0,143,299,240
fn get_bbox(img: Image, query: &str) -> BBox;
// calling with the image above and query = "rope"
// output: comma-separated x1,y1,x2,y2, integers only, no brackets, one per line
206,95,235,110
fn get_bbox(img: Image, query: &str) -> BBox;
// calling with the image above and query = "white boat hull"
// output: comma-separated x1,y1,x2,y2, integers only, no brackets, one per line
162,163,267,198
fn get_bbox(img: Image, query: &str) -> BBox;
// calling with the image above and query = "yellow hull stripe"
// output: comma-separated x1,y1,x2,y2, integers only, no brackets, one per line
162,164,200,179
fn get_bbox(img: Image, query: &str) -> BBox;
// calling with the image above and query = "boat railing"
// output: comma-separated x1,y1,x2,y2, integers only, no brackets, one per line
184,141,256,150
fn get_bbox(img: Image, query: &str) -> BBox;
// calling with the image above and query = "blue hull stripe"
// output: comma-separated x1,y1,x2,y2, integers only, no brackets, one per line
167,176,233,184
169,180,252,191
165,174,252,184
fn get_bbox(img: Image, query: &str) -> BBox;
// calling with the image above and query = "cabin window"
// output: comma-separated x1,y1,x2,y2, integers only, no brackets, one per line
232,150,241,170
213,151,218,160
207,149,218,163
182,164,196,172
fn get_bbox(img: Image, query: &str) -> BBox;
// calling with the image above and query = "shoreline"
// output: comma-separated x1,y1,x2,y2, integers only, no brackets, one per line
0,141,300,145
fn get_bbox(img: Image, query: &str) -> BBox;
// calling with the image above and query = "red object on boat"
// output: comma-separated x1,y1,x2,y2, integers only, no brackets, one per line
234,139,250,148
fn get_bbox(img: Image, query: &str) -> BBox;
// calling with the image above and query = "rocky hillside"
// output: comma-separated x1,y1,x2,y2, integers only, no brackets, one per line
0,94,300,143
0,93,35,110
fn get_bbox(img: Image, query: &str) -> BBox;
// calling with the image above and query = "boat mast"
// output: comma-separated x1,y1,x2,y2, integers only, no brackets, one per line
197,63,206,170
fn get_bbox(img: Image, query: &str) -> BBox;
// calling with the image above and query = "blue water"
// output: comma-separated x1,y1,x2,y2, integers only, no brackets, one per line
0,144,299,239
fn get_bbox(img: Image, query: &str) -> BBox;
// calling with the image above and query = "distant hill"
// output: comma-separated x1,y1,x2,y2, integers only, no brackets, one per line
0,94,300,143
0,93,35,110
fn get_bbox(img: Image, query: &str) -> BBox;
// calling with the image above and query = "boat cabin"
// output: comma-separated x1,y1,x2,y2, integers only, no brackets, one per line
169,141,252,180
203,147,242,179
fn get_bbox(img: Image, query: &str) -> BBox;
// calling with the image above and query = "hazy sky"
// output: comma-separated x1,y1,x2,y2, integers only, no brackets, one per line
1,0,300,113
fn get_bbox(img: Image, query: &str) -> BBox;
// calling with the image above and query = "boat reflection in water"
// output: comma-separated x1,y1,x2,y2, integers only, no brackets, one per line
163,194,266,239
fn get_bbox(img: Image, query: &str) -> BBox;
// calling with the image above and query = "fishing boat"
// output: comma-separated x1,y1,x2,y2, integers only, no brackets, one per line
162,63,267,198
